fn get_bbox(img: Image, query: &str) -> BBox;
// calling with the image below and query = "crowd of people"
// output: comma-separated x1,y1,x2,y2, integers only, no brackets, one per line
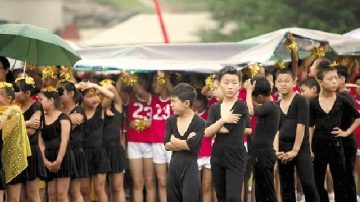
0,33,359,202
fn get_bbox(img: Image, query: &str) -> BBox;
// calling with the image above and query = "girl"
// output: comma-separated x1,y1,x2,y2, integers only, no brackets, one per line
38,86,74,202
14,76,47,202
58,80,88,202
99,79,126,202
0,82,31,202
78,81,114,202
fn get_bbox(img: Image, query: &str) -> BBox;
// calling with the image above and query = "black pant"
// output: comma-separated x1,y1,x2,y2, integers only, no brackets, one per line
253,149,276,202
167,158,200,202
278,143,320,202
312,136,348,202
211,147,246,202
342,135,357,202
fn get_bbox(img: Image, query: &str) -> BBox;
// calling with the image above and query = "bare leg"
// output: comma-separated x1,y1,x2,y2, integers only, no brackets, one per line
6,183,22,202
154,163,168,202
143,158,156,202
129,159,144,202
110,173,125,202
201,168,212,202
26,178,41,202
56,178,71,202
80,178,91,202
93,174,108,202
70,179,84,202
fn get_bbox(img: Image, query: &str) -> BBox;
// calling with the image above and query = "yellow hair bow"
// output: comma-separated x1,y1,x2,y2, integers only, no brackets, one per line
42,66,58,79
15,76,35,87
99,79,115,87
0,82,13,89
41,86,57,93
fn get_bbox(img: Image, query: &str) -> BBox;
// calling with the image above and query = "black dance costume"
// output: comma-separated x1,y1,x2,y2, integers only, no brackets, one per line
42,113,75,181
0,133,6,190
69,106,89,178
251,101,279,202
207,100,249,202
277,94,319,202
310,95,360,202
165,115,205,202
103,103,126,174
83,105,110,176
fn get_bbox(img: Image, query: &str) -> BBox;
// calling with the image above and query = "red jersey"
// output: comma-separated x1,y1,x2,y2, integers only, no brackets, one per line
354,100,360,149
127,95,153,142
150,96,172,143
198,110,212,157
207,96,218,108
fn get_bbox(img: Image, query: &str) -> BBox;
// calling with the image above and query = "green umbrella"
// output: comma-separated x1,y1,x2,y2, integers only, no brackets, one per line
0,23,81,66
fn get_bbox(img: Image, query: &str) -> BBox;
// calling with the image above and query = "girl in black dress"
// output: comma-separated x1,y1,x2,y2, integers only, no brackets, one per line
38,86,74,202
77,81,114,202
100,79,126,202
58,80,88,202
14,76,47,202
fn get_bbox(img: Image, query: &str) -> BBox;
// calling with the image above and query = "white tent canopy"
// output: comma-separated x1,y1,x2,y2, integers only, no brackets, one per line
344,28,360,39
74,27,360,73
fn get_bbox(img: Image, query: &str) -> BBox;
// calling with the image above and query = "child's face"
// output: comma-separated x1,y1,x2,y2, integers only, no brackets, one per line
38,93,52,111
300,85,317,101
0,89,11,106
170,96,189,115
275,73,294,95
219,74,240,98
355,79,360,99
82,90,100,108
319,70,338,92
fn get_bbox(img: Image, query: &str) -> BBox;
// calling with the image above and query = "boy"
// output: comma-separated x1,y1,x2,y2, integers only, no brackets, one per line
299,77,320,101
205,66,250,202
165,83,205,202
310,64,360,202
275,69,319,202
244,76,279,202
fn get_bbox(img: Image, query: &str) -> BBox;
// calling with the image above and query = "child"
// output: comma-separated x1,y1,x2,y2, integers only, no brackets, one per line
151,71,173,202
38,86,74,202
299,77,320,101
205,66,249,202
244,76,279,202
14,76,46,202
165,83,205,202
309,64,360,202
274,69,319,202
193,94,213,202
0,82,31,202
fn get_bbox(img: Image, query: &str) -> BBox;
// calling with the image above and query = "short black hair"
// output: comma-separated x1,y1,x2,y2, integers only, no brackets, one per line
217,66,242,82
300,77,320,94
316,60,335,81
42,91,61,109
336,65,348,82
58,81,83,104
15,78,39,96
195,91,208,107
275,68,295,80
2,87,15,101
251,76,271,97
171,83,197,107
0,56,15,83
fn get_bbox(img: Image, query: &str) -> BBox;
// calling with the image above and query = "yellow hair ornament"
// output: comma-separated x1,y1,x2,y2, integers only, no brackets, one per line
41,86,57,93
15,76,35,87
156,76,167,86
311,47,325,57
134,118,146,132
248,64,261,78
330,61,340,68
276,60,286,69
0,82,13,89
121,74,138,87
286,41,298,52
99,79,115,87
42,66,58,79
25,63,36,71
205,75,215,89
59,68,72,81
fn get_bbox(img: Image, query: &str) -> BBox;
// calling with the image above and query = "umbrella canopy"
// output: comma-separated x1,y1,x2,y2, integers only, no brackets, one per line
0,23,81,66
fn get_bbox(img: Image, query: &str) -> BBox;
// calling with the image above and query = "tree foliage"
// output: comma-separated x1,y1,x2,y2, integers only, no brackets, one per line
200,0,360,42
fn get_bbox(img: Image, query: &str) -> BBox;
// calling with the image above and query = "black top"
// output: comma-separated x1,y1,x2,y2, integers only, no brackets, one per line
339,91,356,130
84,105,104,149
310,95,360,136
278,94,309,145
207,100,249,148
252,101,280,151
103,102,123,144
23,102,44,146
69,105,86,150
42,113,71,150
164,115,205,157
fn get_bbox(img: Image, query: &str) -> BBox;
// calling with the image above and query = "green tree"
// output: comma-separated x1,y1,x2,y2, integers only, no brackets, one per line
200,0,360,42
